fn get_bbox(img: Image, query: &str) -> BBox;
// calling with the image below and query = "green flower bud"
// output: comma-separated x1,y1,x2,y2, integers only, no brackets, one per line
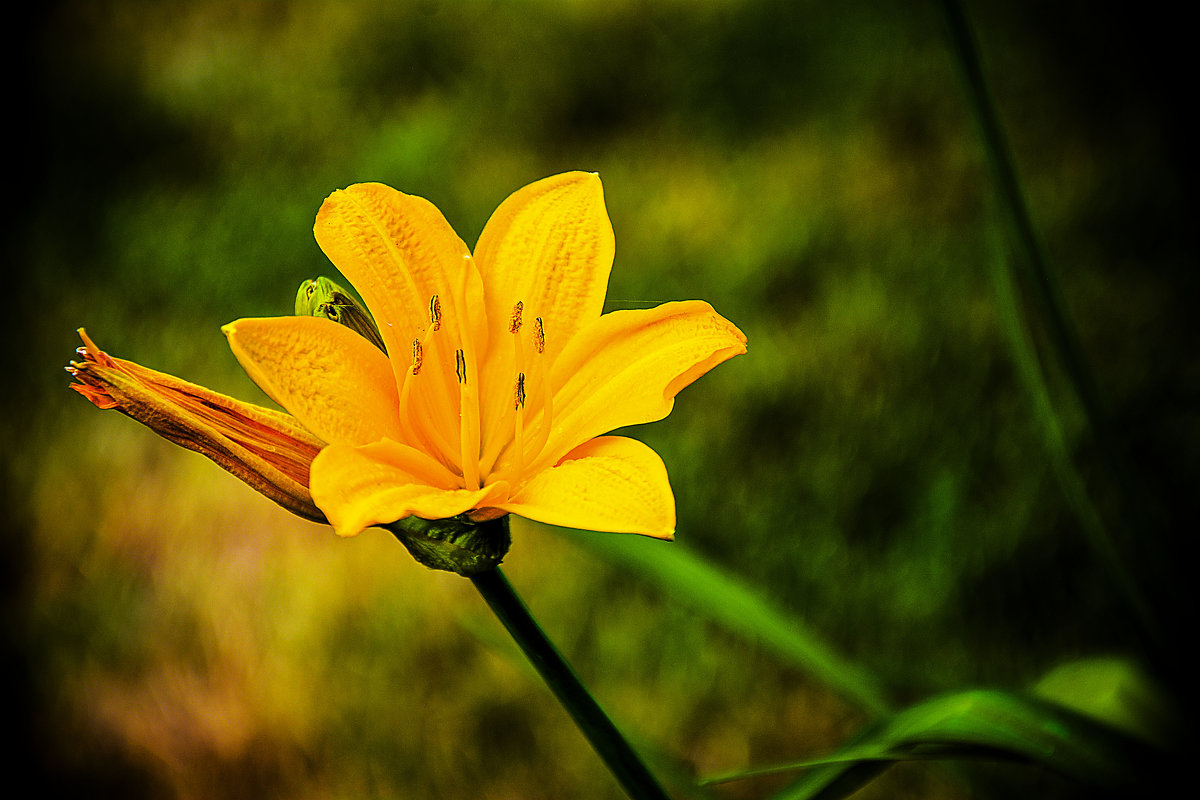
296,277,388,354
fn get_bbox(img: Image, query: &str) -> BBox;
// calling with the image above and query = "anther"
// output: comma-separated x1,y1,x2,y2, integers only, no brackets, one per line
509,301,524,334
513,373,526,410
534,317,545,354
455,349,467,384
429,295,442,330
411,339,424,375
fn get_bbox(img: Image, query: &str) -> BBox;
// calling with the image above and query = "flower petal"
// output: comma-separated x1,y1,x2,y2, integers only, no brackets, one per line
223,316,403,446
314,182,488,472
310,439,505,537
313,182,486,382
473,171,614,362
531,300,747,472
497,436,675,538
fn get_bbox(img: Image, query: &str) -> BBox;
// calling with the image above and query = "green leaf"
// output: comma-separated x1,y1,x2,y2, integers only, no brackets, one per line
704,689,1164,800
553,528,890,715
1032,656,1174,748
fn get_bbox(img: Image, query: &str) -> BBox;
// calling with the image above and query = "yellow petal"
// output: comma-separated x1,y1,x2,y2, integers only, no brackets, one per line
313,182,486,378
314,182,488,466
223,316,403,446
310,439,505,537
531,300,747,472
473,171,614,362
498,436,675,538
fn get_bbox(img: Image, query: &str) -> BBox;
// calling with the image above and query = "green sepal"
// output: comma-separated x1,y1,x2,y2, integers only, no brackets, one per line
384,514,511,576
296,277,388,354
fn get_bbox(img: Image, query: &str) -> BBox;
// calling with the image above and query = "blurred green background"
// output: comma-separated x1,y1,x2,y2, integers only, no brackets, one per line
6,1,1193,798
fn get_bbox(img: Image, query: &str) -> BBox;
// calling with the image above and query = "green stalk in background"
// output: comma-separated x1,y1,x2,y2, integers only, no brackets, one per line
936,0,1159,649
557,528,891,716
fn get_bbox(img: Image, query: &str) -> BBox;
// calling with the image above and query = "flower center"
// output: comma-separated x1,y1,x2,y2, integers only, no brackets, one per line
394,273,555,491
396,269,486,490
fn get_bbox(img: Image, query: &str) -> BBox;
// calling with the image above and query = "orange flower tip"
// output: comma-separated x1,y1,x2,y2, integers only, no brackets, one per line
73,328,115,367
76,327,97,352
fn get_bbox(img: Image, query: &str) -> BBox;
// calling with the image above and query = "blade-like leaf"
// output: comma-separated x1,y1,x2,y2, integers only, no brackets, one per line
553,527,890,715
712,689,1166,800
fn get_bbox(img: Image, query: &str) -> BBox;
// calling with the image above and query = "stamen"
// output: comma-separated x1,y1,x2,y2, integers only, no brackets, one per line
509,301,524,334
454,346,481,490
521,316,554,473
395,301,456,476
411,339,423,375
429,295,442,330
511,371,527,478
505,301,532,479
438,264,483,491
513,373,526,410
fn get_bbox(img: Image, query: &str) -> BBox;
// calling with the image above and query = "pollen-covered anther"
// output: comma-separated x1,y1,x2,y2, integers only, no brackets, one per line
411,338,424,375
509,301,524,334
455,348,467,384
429,295,442,331
513,372,526,410
534,317,545,354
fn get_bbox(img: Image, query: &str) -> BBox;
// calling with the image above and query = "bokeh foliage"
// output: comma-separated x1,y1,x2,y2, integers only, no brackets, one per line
8,1,1191,798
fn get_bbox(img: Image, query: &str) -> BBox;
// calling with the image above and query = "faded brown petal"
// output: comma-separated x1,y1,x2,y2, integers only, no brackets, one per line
69,329,327,523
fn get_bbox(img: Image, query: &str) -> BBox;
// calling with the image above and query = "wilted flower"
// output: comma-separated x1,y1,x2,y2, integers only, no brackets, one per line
69,329,326,522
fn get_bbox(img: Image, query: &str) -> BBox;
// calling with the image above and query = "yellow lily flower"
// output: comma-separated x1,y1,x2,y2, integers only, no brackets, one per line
224,171,746,539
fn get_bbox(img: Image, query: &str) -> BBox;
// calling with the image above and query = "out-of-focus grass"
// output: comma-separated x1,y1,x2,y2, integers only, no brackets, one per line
9,1,1191,798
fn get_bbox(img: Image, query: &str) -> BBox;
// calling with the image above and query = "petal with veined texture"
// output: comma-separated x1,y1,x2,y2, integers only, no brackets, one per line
497,436,675,539
530,300,746,473
223,315,403,447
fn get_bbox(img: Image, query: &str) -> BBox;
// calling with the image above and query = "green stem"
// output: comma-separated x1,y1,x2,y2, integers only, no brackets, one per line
470,567,673,800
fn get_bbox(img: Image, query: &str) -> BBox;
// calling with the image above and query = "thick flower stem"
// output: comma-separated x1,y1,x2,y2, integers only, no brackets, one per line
470,567,673,800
